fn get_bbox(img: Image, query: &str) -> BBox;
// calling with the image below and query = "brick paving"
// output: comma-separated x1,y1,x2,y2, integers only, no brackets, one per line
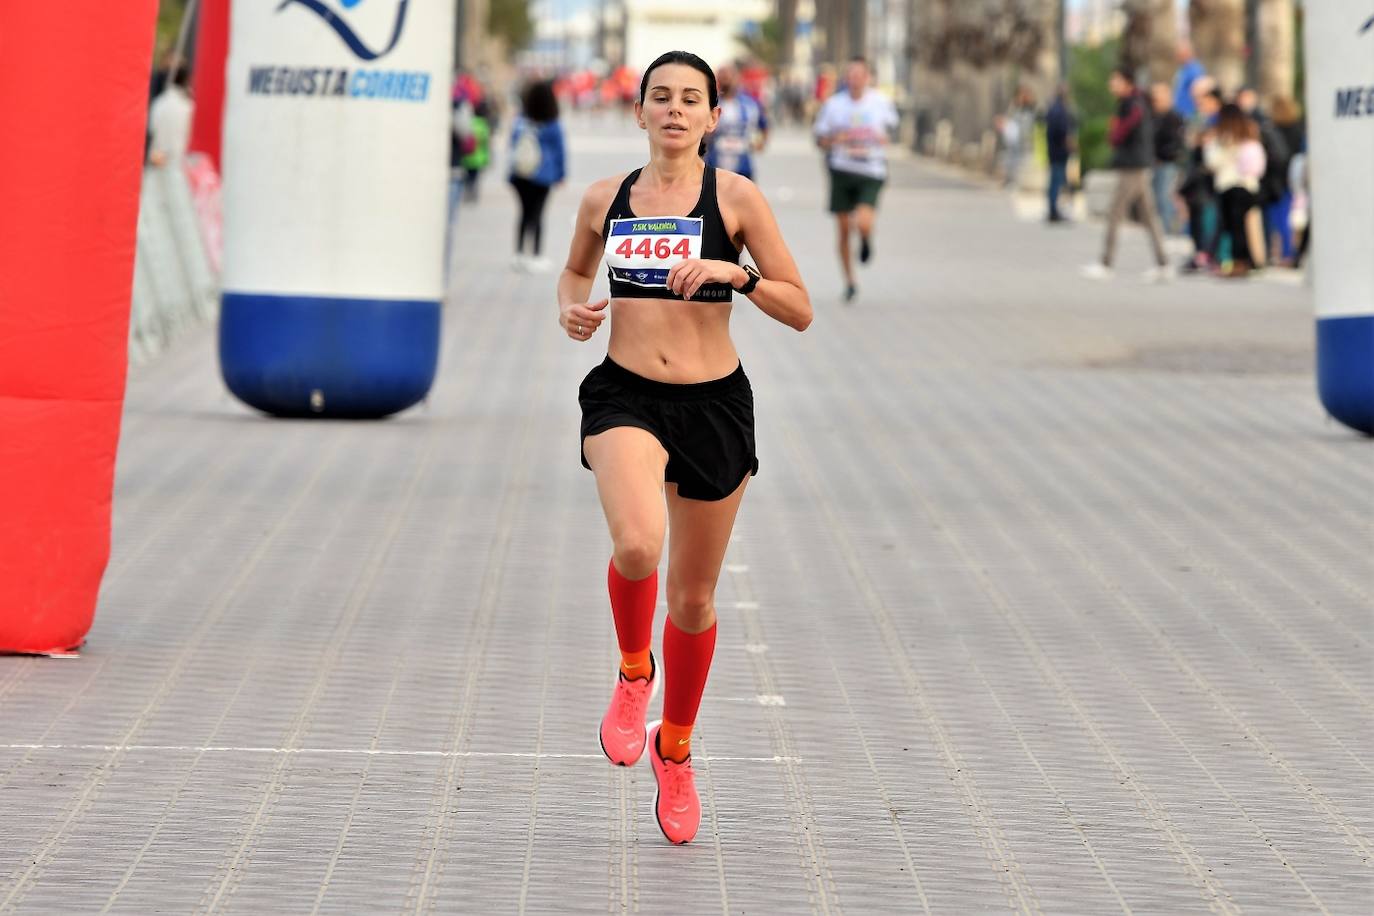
2,119,1370,914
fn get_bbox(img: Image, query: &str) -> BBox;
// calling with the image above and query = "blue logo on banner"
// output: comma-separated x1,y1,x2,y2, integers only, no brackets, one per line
278,0,409,60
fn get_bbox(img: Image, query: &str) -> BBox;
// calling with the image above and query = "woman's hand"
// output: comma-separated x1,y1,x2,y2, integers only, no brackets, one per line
666,259,744,299
561,297,608,341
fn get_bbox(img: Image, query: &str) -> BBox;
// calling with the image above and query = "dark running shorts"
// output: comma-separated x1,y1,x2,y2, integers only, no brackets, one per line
579,357,758,502
828,168,885,213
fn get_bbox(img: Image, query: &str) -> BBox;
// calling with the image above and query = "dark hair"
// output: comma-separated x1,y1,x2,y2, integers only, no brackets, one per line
522,80,559,124
848,56,869,67
638,51,718,157
1216,102,1258,143
1112,66,1135,86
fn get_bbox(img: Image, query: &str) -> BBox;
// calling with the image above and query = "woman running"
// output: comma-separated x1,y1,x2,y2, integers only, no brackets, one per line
557,51,812,845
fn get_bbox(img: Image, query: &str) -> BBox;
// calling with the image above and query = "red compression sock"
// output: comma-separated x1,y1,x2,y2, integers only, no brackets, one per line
660,617,717,762
608,558,656,679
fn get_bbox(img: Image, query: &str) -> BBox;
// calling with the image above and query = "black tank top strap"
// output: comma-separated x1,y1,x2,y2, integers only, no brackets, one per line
603,168,643,238
699,166,734,257
700,165,717,211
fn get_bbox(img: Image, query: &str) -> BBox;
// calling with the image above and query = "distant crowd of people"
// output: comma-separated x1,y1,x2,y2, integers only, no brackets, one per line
1017,41,1309,282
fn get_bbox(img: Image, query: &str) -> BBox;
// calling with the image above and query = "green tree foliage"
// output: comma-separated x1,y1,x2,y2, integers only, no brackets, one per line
738,17,784,71
1068,39,1119,174
156,0,189,54
488,0,534,54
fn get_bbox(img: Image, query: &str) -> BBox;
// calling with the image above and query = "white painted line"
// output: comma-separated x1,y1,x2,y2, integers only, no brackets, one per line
658,599,757,610
725,564,749,573
0,744,797,763
744,643,769,654
756,695,787,707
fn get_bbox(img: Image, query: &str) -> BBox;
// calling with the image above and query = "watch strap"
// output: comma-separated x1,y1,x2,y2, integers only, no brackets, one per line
736,264,761,295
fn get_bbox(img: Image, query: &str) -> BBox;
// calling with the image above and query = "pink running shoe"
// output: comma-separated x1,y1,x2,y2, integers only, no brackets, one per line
647,722,701,844
599,654,658,766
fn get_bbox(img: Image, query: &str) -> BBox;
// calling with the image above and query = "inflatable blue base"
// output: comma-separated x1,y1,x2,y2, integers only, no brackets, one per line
1317,314,1374,436
220,292,440,419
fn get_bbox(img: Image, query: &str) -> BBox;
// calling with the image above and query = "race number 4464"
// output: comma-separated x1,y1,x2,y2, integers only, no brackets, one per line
605,216,705,288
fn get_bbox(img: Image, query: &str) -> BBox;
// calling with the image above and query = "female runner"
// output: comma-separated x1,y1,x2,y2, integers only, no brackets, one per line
557,51,812,845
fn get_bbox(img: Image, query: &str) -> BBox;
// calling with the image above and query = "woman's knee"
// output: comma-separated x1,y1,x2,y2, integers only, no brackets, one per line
612,533,663,580
665,580,717,628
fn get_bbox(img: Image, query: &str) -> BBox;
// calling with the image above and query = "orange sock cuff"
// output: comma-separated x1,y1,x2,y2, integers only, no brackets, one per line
658,719,693,762
619,647,652,680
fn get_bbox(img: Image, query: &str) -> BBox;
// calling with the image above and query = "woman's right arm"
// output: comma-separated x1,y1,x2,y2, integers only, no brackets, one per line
557,179,615,340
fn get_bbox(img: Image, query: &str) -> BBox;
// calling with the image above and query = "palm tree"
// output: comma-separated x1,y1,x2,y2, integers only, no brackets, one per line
1256,0,1295,101
1189,0,1246,94
905,0,1058,161
1120,0,1178,84
777,0,798,67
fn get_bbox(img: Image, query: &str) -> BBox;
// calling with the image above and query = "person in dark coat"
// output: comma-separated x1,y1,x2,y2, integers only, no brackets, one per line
1150,82,1187,234
1044,84,1076,223
1179,84,1223,272
1082,68,1169,281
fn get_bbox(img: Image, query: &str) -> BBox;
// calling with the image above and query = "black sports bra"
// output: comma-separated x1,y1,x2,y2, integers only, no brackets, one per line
602,166,740,303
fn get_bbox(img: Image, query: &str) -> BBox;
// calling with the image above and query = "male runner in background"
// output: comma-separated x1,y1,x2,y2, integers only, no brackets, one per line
705,63,768,181
813,57,897,303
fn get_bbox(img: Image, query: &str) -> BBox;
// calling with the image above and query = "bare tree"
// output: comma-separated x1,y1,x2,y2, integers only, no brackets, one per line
1256,0,1294,101
1189,0,1246,94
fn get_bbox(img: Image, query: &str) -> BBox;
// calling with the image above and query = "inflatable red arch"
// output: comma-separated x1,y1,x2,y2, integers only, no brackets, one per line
0,4,159,653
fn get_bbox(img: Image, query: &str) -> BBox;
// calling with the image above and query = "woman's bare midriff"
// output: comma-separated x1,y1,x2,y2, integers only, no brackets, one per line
606,296,738,383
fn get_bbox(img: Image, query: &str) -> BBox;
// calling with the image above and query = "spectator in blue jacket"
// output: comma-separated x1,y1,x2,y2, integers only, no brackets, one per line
1172,40,1206,119
509,80,567,272
1043,84,1076,222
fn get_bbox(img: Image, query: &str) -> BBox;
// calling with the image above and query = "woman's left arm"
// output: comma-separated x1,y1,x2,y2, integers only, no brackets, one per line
732,178,812,332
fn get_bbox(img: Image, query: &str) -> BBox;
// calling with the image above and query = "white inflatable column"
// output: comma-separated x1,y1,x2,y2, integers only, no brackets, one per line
220,0,453,418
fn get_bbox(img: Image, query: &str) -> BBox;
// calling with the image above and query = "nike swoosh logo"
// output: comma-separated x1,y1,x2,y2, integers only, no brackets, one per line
677,738,690,745
1363,13,1374,35
624,662,641,669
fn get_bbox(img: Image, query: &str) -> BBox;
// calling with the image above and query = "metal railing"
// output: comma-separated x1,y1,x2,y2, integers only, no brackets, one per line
129,160,219,366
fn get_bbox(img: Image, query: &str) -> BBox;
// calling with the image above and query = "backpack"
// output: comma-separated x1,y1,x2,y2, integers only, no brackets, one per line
512,122,542,179
452,101,476,159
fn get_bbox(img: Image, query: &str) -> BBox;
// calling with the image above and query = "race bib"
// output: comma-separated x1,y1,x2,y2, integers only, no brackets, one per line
717,134,749,156
714,134,749,172
842,127,874,161
605,216,702,288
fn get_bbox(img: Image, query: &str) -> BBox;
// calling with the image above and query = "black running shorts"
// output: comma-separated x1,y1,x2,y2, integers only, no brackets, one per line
579,357,758,502
828,167,884,213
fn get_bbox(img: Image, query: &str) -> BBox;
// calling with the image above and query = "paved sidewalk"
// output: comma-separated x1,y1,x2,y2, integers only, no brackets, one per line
2,120,1370,914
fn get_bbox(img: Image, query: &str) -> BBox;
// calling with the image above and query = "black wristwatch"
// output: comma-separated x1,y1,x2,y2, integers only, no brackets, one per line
735,264,762,295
